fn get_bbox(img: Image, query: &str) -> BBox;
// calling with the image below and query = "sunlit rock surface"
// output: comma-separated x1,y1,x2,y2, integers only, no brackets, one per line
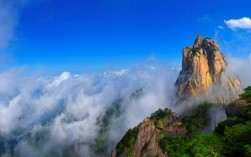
112,109,186,157
175,34,240,104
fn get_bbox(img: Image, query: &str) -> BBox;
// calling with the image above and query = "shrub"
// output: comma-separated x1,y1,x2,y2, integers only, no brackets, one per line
158,133,223,157
223,122,251,156
240,86,251,103
182,102,211,134
150,108,172,120
115,126,139,156
215,117,246,135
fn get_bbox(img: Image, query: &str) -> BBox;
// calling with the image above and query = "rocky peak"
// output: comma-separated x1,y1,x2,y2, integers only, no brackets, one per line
112,35,243,157
194,34,203,45
175,34,240,104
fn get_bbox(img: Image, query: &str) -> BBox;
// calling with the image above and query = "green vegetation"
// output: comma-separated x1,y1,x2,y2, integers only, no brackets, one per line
157,134,187,157
182,102,211,135
240,86,251,120
240,86,251,103
114,108,174,156
157,87,251,157
115,125,139,157
223,121,251,156
115,86,251,157
214,86,251,156
215,117,246,135
214,117,251,156
158,133,224,157
150,108,173,120
150,108,179,127
156,103,224,157
187,133,224,157
93,99,121,154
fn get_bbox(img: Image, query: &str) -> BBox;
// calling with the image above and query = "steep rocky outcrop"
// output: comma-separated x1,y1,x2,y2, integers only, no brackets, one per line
112,35,244,157
226,86,251,119
225,98,250,119
112,109,186,157
175,34,240,104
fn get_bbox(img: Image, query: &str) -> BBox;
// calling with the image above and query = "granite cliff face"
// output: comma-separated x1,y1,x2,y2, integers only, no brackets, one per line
112,109,186,157
175,34,240,104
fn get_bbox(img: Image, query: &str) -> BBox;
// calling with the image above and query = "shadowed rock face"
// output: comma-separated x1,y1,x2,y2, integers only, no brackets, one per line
175,34,240,104
225,98,250,119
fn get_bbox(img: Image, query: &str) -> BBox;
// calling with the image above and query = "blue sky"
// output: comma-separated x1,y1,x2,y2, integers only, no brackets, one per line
2,0,251,74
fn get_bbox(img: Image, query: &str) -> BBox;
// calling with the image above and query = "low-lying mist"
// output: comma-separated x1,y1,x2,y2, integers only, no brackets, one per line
0,55,250,157
0,62,179,157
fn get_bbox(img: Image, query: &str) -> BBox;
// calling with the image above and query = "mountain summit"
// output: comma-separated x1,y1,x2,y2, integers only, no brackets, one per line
111,35,244,157
175,34,240,103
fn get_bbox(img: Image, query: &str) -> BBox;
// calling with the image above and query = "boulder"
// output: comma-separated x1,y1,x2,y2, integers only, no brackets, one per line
225,98,250,119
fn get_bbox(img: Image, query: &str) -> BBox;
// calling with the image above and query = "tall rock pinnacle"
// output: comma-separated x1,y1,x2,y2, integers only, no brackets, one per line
175,34,240,104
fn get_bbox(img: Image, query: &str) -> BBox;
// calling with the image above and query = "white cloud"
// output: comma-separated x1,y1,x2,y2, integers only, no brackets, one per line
0,57,246,157
47,71,72,88
224,17,251,30
0,64,179,157
0,2,250,156
0,58,249,156
217,25,224,29
227,53,251,88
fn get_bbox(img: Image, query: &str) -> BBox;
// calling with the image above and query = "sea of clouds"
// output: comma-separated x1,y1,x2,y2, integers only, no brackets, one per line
0,64,180,157
0,0,251,156
0,54,249,157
